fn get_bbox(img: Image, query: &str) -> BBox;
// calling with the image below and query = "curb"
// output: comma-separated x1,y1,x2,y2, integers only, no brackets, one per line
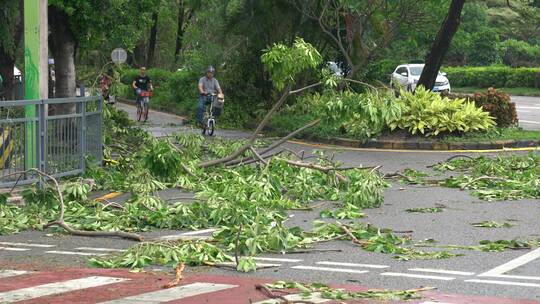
305,136,540,151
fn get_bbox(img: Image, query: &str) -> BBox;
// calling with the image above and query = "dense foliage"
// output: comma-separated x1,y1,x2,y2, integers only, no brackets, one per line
445,66,540,88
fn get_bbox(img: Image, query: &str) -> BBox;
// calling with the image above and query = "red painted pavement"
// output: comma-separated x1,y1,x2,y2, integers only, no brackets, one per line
0,266,538,304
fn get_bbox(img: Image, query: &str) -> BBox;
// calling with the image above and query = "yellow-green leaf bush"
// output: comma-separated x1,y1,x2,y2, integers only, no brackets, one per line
389,87,495,136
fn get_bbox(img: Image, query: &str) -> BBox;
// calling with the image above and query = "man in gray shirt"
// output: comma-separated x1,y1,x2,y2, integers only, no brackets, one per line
197,66,224,124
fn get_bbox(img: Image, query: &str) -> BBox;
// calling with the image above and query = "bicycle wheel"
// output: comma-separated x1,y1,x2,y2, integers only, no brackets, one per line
137,103,142,122
208,120,215,136
143,103,149,122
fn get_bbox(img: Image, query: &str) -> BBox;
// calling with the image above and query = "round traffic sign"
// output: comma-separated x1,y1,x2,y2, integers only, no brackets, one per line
111,48,127,64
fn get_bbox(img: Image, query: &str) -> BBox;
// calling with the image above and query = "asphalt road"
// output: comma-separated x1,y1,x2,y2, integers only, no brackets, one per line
1,102,539,302
514,96,540,131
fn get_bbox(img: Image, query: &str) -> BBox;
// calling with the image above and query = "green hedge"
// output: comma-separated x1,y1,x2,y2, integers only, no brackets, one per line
445,66,540,88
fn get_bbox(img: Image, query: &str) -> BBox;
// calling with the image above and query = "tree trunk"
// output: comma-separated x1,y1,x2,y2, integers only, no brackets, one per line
49,6,76,114
174,0,186,63
147,10,159,67
0,55,16,100
417,0,466,91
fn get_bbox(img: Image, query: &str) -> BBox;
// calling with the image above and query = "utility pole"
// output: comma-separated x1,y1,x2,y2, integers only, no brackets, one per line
24,0,48,170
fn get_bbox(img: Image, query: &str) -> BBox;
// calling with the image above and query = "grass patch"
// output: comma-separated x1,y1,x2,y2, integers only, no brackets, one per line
453,87,540,97
443,127,540,143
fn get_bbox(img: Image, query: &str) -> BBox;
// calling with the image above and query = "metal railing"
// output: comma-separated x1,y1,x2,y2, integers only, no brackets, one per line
0,97,102,187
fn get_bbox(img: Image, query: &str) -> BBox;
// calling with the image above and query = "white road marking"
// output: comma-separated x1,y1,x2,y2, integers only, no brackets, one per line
316,261,389,269
46,250,107,256
0,270,29,279
408,268,475,276
157,235,212,241
0,276,128,302
478,248,540,277
520,120,540,124
517,110,531,113
0,247,30,252
291,265,369,274
180,228,218,236
465,279,540,288
489,274,540,281
100,282,237,304
220,262,281,267
0,241,55,248
420,302,455,304
380,272,455,281
75,247,127,252
253,292,329,304
253,257,302,263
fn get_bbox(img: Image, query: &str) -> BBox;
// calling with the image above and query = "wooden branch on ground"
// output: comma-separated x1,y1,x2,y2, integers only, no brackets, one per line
255,284,295,304
460,176,511,190
235,224,243,267
340,224,369,247
278,159,348,183
4,169,144,242
225,119,320,167
249,147,268,166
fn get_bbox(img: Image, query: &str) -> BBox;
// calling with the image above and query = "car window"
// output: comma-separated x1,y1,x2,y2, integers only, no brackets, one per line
410,66,423,76
396,67,407,75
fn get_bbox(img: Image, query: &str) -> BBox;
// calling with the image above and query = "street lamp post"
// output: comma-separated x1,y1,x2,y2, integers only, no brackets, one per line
24,0,48,170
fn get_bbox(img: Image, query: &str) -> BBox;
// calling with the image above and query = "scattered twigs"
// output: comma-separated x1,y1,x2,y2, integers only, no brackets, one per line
255,284,294,304
339,224,369,247
3,169,144,242
99,200,125,211
460,176,512,190
163,263,185,289
427,154,474,168
279,159,348,183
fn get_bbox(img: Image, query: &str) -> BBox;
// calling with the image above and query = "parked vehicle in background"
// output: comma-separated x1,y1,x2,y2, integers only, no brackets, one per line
390,64,450,95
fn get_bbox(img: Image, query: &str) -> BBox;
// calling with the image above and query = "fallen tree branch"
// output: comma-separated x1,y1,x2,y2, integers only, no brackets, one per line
163,263,186,289
225,119,320,167
3,169,144,242
340,224,369,247
249,147,268,166
235,224,243,267
255,284,294,304
279,159,348,183
460,176,512,190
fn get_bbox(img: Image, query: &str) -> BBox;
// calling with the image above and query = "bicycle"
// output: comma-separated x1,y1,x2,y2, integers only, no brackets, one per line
136,90,152,122
201,94,217,136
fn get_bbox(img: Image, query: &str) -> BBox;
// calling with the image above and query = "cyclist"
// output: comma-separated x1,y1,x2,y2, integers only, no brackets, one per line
132,67,153,106
197,66,223,125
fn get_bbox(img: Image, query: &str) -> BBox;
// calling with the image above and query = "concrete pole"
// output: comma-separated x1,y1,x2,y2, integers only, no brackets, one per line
24,0,48,169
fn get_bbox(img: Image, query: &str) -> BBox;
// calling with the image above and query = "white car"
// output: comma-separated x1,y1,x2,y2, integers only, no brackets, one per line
390,64,450,94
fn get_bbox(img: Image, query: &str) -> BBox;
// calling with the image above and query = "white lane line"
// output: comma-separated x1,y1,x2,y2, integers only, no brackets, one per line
408,268,475,276
0,241,55,248
46,250,107,256
291,265,369,274
253,292,329,304
0,247,30,252
380,272,455,281
478,248,540,277
100,282,237,304
490,274,540,281
316,261,389,269
517,110,531,113
520,120,540,125
253,257,302,263
75,247,127,252
180,228,218,236
0,270,29,279
220,262,281,267
465,279,540,288
0,276,129,302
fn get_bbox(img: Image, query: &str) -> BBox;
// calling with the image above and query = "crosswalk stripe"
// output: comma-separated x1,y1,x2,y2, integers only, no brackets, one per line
0,276,128,302
253,292,329,304
100,282,237,304
316,261,389,269
0,247,30,252
465,279,540,288
0,241,55,248
381,272,455,281
0,270,29,279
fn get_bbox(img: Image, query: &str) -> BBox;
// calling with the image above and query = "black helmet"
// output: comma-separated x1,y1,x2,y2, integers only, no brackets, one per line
206,66,215,74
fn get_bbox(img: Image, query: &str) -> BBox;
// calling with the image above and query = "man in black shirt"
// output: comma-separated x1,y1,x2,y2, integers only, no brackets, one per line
132,67,153,104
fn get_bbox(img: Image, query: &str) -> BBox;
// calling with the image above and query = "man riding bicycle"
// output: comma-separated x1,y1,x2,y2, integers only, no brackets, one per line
132,67,153,105
197,66,224,126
